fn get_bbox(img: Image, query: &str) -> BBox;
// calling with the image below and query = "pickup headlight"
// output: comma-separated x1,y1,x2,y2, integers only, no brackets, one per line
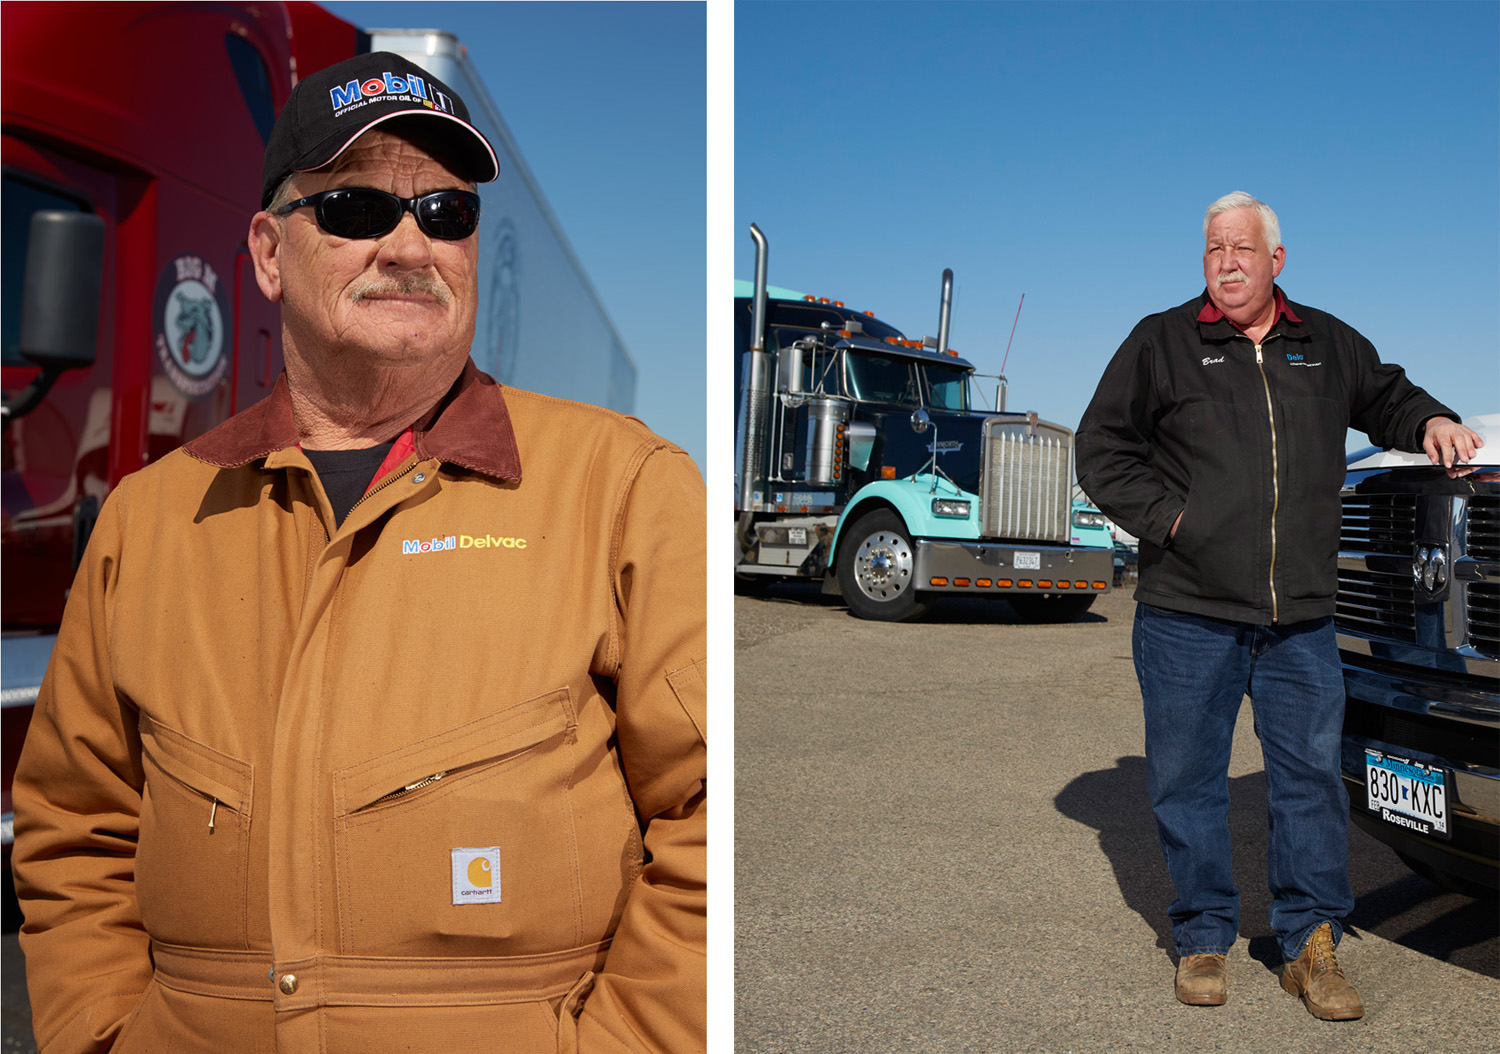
1073,509,1107,528
932,498,971,518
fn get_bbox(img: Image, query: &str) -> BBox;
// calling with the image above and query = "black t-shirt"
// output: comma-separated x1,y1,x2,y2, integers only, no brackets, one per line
303,442,395,527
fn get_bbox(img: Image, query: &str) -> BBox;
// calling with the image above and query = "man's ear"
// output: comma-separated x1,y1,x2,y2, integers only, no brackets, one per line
247,211,284,302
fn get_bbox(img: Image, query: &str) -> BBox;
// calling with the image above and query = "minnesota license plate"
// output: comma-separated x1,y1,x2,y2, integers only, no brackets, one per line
1365,749,1450,839
1014,551,1041,570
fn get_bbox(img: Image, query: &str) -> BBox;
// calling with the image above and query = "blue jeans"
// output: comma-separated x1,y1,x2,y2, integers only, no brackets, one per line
1133,603,1353,962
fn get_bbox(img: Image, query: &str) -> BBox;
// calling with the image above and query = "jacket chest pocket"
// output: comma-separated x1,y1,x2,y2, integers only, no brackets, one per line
136,716,254,949
331,687,637,957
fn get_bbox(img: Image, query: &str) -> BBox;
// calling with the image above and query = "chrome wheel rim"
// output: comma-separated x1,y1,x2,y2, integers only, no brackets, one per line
853,529,913,601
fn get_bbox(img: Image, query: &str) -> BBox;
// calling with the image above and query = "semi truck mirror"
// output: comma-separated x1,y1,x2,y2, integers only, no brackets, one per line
20,211,105,371
3,211,105,425
910,409,931,434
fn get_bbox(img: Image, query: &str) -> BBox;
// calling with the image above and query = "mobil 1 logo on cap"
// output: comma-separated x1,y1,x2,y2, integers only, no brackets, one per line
451,846,501,905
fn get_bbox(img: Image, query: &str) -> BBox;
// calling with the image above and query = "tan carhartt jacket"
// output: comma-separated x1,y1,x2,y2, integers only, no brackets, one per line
13,363,706,1054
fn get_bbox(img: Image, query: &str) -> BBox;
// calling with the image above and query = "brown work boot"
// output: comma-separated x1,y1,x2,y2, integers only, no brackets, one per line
1280,923,1363,1020
1175,953,1227,1006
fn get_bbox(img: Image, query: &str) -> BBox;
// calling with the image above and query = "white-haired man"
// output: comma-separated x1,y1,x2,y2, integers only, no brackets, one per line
1075,191,1480,1019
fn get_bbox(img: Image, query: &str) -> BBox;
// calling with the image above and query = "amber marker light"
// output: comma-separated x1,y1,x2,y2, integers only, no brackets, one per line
1074,580,1088,589
977,578,993,587
1018,580,1033,588
930,577,949,586
881,466,896,479
1092,581,1108,589
1038,580,1054,588
998,579,1013,587
954,578,971,587
1055,581,1071,588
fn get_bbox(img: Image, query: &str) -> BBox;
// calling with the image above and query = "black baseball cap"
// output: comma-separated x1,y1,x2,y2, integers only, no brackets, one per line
261,51,499,208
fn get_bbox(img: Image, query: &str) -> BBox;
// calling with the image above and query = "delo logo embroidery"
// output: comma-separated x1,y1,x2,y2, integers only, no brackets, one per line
451,847,501,905
153,254,230,399
329,71,457,118
1286,352,1323,368
402,533,528,554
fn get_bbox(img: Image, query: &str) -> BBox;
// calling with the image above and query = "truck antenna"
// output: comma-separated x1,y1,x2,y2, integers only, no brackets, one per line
1000,294,1025,374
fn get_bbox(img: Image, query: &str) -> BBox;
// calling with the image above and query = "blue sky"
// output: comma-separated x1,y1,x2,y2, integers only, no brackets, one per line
325,1,707,472
735,1,1499,451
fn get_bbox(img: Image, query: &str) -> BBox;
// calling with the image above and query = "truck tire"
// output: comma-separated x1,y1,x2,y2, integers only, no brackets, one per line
1008,593,1096,623
836,510,930,622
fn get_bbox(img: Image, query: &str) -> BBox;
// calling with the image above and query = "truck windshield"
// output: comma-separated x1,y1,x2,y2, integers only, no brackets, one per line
925,365,970,411
845,351,921,407
845,351,972,411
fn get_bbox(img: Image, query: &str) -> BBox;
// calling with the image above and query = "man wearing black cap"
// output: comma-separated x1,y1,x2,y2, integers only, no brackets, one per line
13,53,707,1054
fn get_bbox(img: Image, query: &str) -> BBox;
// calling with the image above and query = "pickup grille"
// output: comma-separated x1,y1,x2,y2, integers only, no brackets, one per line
1340,494,1416,555
1338,491,1499,659
978,420,1071,543
1470,582,1499,658
1470,496,1499,562
1336,566,1416,642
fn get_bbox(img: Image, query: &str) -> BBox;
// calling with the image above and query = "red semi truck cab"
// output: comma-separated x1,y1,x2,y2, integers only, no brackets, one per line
1,1,365,870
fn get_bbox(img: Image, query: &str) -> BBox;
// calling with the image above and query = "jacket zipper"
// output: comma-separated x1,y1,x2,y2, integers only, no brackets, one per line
1253,339,1280,622
371,771,448,805
345,458,420,523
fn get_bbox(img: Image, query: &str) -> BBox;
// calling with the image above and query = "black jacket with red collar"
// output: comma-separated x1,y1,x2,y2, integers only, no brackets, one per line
1076,288,1456,625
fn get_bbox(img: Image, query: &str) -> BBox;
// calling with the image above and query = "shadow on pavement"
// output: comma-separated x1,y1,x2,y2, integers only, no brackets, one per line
1055,755,1499,979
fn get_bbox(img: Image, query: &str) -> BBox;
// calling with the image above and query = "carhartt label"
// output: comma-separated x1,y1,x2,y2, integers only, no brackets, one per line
451,847,501,905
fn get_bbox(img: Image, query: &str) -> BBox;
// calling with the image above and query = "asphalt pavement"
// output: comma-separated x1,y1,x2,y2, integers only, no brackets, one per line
735,583,1498,1053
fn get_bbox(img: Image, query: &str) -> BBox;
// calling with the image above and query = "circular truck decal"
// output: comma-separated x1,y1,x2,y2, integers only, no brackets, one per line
154,254,230,398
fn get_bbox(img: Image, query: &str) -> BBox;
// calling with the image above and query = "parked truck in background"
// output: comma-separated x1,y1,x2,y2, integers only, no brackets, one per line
734,224,1111,622
1,0,635,910
1336,414,1499,898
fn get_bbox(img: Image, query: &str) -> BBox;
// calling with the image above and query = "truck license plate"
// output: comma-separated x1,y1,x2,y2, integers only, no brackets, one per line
1014,551,1041,570
1365,750,1450,839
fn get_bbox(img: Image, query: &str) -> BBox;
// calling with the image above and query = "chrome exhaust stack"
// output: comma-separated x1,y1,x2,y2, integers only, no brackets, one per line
738,224,773,551
936,268,953,355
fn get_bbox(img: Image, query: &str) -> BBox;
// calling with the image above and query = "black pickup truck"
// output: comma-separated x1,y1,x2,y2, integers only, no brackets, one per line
1336,414,1498,898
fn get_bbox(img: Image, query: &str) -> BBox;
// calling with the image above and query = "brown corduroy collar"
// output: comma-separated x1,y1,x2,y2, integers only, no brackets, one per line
183,359,522,483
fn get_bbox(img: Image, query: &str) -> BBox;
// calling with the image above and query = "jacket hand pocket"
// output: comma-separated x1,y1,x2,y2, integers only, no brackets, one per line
136,715,253,948
333,687,630,957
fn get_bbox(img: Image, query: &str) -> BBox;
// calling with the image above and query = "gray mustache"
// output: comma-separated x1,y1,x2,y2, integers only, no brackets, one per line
350,275,453,304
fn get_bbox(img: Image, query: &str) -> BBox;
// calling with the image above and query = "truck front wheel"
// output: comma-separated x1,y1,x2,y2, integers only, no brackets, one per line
1007,593,1096,623
836,510,930,622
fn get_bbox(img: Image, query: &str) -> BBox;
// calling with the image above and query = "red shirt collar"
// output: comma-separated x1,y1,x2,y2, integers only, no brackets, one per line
1197,286,1302,326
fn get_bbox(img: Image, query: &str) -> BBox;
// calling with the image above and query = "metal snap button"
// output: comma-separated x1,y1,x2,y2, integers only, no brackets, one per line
413,472,426,484
279,973,298,995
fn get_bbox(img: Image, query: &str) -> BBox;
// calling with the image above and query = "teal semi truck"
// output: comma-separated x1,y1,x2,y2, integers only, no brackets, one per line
733,224,1111,622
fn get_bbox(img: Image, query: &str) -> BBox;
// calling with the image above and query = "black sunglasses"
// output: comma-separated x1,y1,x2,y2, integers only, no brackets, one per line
274,187,482,241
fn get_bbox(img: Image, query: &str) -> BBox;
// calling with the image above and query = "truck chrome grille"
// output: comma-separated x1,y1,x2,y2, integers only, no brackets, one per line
1470,582,1499,658
1340,493,1415,555
1469,496,1499,562
1336,566,1416,642
978,420,1070,543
